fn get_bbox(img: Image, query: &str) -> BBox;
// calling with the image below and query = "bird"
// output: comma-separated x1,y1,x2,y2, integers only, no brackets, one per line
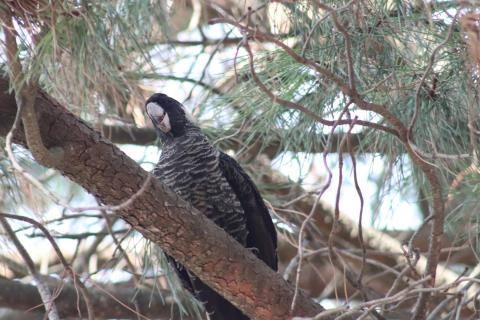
145,93,277,320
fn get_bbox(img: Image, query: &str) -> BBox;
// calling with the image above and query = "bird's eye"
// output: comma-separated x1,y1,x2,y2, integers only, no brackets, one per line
157,114,165,123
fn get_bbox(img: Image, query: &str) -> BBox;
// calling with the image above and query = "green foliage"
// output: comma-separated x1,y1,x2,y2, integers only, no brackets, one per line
211,1,473,159
20,1,169,119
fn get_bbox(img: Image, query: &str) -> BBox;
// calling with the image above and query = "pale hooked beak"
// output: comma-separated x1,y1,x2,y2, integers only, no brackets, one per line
146,102,171,133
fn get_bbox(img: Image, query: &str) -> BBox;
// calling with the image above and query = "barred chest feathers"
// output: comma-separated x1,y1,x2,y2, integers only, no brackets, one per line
153,133,248,245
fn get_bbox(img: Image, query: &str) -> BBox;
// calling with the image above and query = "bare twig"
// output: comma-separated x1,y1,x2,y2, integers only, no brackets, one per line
98,206,139,282
292,101,353,311
346,118,367,288
0,217,60,320
314,277,432,319
0,212,94,320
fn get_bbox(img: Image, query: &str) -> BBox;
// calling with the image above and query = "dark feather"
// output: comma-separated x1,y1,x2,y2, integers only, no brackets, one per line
166,253,248,320
218,151,278,270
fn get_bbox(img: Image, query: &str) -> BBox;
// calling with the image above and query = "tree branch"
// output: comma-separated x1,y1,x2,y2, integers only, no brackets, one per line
1,9,64,168
0,277,193,319
0,219,60,320
102,124,387,157
0,76,328,320
102,124,470,161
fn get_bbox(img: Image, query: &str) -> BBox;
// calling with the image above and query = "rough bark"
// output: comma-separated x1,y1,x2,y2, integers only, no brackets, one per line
0,77,326,320
0,277,192,319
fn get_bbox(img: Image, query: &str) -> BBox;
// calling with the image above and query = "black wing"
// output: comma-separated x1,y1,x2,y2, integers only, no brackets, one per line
218,151,278,270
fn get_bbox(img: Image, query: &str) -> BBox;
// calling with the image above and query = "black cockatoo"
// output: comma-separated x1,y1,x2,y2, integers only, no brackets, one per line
145,93,277,320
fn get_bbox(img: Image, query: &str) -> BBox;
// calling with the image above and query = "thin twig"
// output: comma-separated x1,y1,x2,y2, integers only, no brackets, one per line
346,116,367,288
292,101,353,311
0,217,60,320
0,212,95,320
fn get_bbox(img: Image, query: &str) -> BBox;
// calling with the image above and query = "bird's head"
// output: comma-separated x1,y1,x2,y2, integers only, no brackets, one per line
145,93,197,141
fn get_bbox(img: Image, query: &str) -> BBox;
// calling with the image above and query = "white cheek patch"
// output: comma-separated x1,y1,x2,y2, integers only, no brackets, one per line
146,102,171,133
159,113,171,133
146,102,164,117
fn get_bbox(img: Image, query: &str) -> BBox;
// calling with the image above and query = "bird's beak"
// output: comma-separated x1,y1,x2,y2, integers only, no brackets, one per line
146,102,171,133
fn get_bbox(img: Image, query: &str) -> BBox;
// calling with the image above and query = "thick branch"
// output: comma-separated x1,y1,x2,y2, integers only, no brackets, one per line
103,124,384,156
0,76,326,320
